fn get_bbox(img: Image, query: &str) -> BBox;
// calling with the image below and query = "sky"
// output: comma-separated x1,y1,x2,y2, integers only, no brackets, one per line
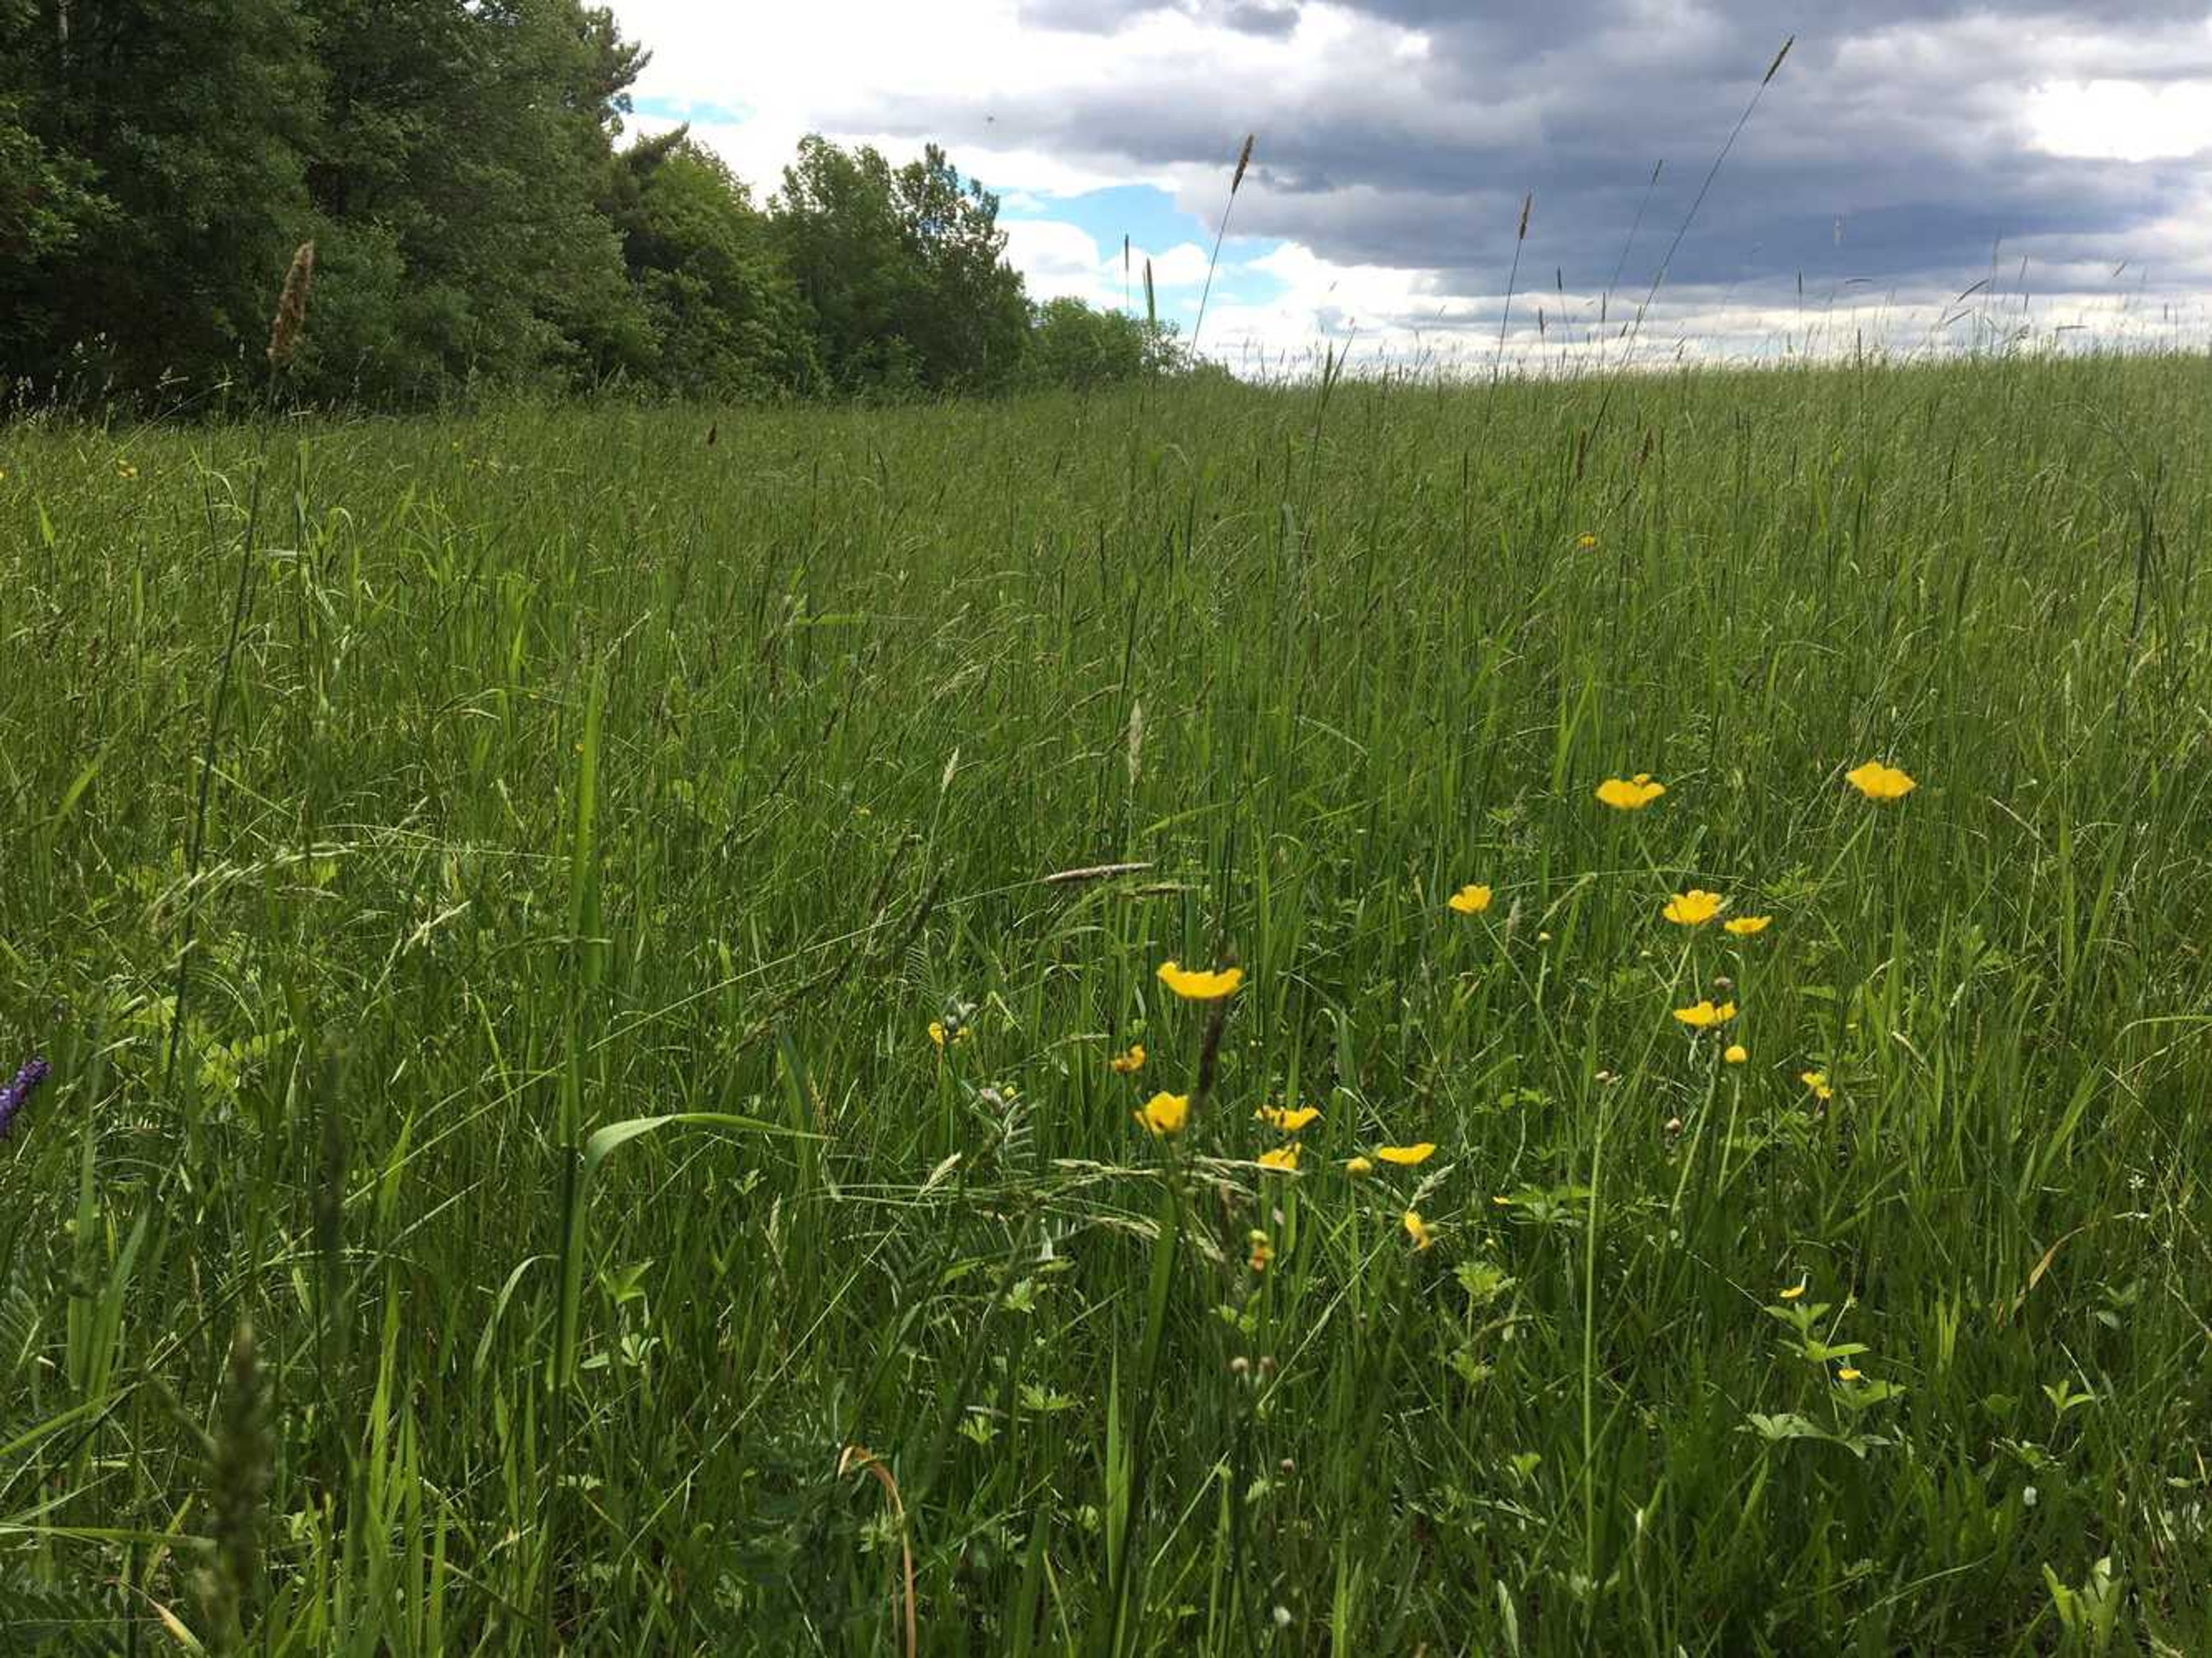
611,0,2212,372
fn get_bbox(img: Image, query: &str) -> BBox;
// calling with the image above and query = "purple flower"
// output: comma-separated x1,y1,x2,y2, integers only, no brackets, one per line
0,1057,50,1140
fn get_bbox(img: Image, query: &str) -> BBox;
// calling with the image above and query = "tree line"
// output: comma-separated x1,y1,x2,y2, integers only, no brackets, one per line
0,0,1182,410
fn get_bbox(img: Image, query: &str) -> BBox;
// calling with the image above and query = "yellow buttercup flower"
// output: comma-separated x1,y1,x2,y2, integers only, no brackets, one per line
1724,915,1771,937
1846,760,1916,801
1344,1155,1374,1176
1402,1210,1435,1251
1134,1092,1190,1137
1836,1366,1862,1383
1724,1043,1749,1064
1575,532,1599,551
1672,999,1737,1029
1256,1143,1301,1172
1157,960,1244,1000
1109,1043,1147,1074
1662,889,1725,926
1595,774,1666,811
1800,1070,1834,1101
1448,883,1493,915
1256,1104,1321,1133
930,1020,972,1048
1375,1142,1435,1166
1779,1283,1806,1301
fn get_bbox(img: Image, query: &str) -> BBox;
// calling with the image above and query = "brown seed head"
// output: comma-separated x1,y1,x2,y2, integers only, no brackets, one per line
266,240,315,369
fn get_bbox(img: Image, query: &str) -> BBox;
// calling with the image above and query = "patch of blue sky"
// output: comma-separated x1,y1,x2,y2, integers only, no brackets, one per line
632,94,754,126
994,181,1288,310
994,183,1191,247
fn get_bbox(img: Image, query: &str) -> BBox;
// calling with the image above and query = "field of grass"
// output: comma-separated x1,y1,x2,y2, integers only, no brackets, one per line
3,354,2211,1653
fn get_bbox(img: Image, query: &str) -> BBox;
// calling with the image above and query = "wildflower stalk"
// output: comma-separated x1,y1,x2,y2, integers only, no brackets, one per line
1578,37,1791,479
162,466,267,1103
0,1057,50,1140
839,1447,919,1658
1191,995,1229,1115
310,1040,353,1443
1101,1171,1183,1657
162,240,312,1108
199,1320,272,1653
1190,134,1255,358
1102,964,1234,1653
265,241,315,379
1491,192,1533,391
1580,1080,1608,1633
543,661,604,1645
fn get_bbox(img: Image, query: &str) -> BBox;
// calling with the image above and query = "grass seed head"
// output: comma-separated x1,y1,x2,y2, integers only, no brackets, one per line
266,240,316,369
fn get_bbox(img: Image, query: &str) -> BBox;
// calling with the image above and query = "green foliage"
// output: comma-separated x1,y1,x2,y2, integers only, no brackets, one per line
0,84,108,354
0,0,320,402
291,0,652,402
5,357,2212,1649
611,135,819,398
774,137,1032,395
0,1565,120,1653
0,0,1137,407
1024,296,1180,391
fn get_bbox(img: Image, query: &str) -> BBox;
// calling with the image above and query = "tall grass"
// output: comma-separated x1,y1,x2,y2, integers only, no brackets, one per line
3,351,2210,1652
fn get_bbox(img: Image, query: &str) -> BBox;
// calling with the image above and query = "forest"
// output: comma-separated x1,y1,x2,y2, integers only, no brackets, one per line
0,0,1176,409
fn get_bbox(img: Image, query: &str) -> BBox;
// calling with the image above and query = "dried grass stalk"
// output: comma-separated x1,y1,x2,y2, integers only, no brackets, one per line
266,240,316,369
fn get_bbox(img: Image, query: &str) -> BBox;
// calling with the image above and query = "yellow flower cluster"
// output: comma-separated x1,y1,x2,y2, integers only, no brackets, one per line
1599,760,1918,809
1103,737,1926,1246
1598,762,1918,1096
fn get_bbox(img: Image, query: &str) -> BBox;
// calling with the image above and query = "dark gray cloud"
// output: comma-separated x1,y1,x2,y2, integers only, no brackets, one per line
1220,1,1300,36
892,0,2212,334
1020,0,1301,35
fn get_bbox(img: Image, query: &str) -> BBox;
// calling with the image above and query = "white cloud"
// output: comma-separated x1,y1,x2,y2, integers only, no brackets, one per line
1145,243,1218,287
607,0,2212,372
610,0,1438,210
1000,219,1235,310
612,0,1192,195
1198,241,1448,362
1002,220,1118,304
2027,78,2212,161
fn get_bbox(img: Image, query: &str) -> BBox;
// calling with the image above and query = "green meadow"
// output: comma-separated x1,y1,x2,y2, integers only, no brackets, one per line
3,354,2210,1652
